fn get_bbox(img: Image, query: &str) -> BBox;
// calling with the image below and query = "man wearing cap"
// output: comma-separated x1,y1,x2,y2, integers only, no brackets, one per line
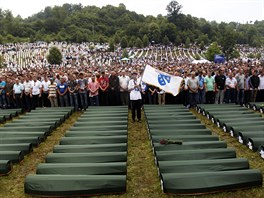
128,71,142,122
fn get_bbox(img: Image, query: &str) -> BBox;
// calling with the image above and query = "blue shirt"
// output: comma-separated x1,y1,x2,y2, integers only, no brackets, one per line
57,83,68,94
0,81,6,94
199,76,205,88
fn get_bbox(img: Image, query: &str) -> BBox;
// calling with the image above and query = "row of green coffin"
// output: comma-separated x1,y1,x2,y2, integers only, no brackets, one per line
0,108,74,175
25,108,128,197
197,104,264,151
0,109,24,122
144,105,263,194
247,102,264,113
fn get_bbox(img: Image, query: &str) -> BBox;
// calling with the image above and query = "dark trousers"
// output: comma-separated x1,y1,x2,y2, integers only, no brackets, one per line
237,89,245,105
42,92,50,107
109,89,120,106
14,94,22,108
24,94,31,111
32,94,41,110
120,91,129,105
99,90,109,106
148,92,157,104
206,91,215,104
245,90,251,104
131,99,141,121
256,89,264,102
180,90,189,106
225,88,236,103
189,92,198,107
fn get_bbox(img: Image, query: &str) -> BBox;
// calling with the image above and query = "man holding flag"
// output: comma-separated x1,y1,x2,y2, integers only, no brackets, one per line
128,71,142,123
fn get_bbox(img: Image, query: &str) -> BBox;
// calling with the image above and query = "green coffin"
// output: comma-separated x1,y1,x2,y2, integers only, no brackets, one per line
74,120,127,126
53,144,127,153
26,174,138,197
0,126,52,133
238,132,264,144
145,115,196,120
59,136,127,145
36,162,127,175
4,122,58,128
0,137,41,146
81,113,128,118
147,119,201,125
161,169,262,194
152,135,218,142
65,130,127,137
0,160,12,175
0,143,33,154
247,138,264,151
77,117,127,122
45,152,127,163
156,148,236,161
149,124,205,130
0,132,48,139
154,141,227,151
69,126,127,131
150,129,212,136
158,158,249,173
24,175,126,197
0,151,24,163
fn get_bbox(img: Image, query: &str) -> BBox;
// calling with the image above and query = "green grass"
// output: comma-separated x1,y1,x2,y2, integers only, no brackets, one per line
0,109,264,198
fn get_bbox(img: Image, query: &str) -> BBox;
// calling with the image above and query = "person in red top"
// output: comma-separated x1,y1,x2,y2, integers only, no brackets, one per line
88,76,100,106
98,71,109,106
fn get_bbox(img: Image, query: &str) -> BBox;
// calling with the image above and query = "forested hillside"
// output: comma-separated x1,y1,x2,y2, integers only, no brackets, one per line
0,1,263,47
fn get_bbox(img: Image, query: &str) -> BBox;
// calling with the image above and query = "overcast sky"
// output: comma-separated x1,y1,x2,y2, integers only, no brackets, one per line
1,0,263,23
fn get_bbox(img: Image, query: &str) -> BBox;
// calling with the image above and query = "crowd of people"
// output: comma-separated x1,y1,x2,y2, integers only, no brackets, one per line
0,42,263,115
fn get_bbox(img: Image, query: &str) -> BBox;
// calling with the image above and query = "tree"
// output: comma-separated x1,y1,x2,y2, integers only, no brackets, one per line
47,46,62,65
219,27,237,61
0,55,4,68
109,38,115,51
120,37,128,48
142,34,149,47
135,37,143,48
162,35,170,46
166,1,182,17
205,42,222,61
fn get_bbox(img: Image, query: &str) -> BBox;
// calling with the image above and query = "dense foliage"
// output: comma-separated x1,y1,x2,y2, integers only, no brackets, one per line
0,1,263,49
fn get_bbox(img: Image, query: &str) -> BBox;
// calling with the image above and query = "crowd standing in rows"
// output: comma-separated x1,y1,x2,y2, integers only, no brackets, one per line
0,43,264,122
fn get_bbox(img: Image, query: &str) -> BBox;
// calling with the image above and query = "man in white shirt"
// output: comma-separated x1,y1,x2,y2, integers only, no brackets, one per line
128,71,142,123
225,72,237,103
119,70,130,105
31,76,42,110
13,78,23,108
23,76,33,111
41,76,51,107
257,69,264,102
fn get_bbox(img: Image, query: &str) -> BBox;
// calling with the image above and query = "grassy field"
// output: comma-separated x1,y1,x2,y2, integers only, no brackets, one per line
0,108,264,198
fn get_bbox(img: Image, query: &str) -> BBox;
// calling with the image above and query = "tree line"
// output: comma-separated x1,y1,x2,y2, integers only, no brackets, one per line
0,1,263,50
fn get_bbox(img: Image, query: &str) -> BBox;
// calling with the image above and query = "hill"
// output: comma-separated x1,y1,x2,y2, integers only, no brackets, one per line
0,1,263,48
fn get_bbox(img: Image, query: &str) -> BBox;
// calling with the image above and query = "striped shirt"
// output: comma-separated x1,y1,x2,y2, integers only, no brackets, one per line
48,83,57,97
